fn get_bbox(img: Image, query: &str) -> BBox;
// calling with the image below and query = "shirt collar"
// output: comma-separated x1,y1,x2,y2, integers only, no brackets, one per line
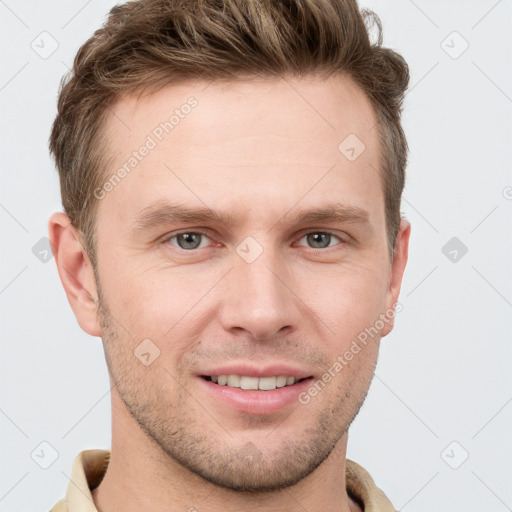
65,449,109,512
62,450,395,512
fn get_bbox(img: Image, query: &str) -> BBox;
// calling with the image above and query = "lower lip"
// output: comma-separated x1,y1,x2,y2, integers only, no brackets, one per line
198,377,314,415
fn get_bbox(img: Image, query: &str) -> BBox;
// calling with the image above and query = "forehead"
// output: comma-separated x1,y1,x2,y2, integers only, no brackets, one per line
98,74,383,227
106,74,378,151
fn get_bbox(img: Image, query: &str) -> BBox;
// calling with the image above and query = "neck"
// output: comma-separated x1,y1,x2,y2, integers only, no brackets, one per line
92,392,362,512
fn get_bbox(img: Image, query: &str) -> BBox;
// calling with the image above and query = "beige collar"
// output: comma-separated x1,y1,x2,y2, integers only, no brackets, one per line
53,450,396,512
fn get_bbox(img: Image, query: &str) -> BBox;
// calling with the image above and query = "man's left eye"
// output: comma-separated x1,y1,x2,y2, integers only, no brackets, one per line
297,232,342,249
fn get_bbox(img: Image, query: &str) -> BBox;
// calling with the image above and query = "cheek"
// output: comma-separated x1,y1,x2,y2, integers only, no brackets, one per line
109,265,219,350
296,261,390,339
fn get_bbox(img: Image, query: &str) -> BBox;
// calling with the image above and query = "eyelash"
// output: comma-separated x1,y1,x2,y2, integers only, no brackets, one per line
161,230,345,251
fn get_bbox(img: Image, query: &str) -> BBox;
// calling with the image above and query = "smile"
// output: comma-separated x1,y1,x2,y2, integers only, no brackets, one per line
203,375,307,391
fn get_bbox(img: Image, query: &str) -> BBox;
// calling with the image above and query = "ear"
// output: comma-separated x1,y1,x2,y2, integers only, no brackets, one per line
381,218,411,337
48,212,102,337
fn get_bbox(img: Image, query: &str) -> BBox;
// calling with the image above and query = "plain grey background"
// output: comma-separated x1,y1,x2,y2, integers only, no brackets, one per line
1,1,511,510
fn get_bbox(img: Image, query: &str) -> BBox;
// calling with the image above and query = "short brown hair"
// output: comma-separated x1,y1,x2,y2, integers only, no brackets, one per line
49,0,409,269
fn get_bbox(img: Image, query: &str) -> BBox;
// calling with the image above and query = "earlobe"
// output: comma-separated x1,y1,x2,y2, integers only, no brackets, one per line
381,218,411,337
48,212,102,337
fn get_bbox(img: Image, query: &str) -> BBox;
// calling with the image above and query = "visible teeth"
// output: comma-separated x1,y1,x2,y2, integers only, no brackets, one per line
227,375,240,387
209,375,300,390
258,377,276,390
276,376,288,388
240,376,259,390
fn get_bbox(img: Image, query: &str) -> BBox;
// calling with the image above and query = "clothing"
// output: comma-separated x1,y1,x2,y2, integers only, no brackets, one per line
50,449,396,511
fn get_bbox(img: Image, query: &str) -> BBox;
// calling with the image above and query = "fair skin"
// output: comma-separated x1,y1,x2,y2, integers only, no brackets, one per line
49,74,410,512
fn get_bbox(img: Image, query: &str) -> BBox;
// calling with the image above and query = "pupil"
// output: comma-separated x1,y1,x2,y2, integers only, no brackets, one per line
178,233,201,249
308,233,330,248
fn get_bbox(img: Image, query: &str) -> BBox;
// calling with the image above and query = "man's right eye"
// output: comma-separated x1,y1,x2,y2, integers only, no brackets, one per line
164,232,212,250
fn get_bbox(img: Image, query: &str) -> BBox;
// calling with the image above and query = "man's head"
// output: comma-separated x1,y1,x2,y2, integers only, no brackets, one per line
49,0,410,494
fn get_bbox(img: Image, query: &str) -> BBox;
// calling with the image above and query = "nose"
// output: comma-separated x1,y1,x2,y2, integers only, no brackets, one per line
218,244,302,341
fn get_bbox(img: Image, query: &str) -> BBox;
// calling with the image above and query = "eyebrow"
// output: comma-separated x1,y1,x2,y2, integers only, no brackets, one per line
278,204,370,228
132,200,371,234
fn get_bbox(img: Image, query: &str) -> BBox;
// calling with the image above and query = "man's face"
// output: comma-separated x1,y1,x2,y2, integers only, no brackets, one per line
90,75,407,491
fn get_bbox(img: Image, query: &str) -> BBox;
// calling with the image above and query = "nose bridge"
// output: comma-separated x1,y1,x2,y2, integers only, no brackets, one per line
220,239,300,339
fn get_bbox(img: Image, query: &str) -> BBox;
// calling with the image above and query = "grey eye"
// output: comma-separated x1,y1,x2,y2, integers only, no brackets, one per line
175,233,204,250
306,233,332,248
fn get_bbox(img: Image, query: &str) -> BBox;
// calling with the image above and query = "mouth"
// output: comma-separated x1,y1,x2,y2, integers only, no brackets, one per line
197,365,315,414
201,375,310,391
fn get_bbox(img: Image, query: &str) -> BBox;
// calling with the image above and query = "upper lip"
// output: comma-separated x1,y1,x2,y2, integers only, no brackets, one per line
199,363,313,380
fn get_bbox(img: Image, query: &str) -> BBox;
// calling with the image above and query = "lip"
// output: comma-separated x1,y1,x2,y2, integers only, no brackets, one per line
196,364,315,415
